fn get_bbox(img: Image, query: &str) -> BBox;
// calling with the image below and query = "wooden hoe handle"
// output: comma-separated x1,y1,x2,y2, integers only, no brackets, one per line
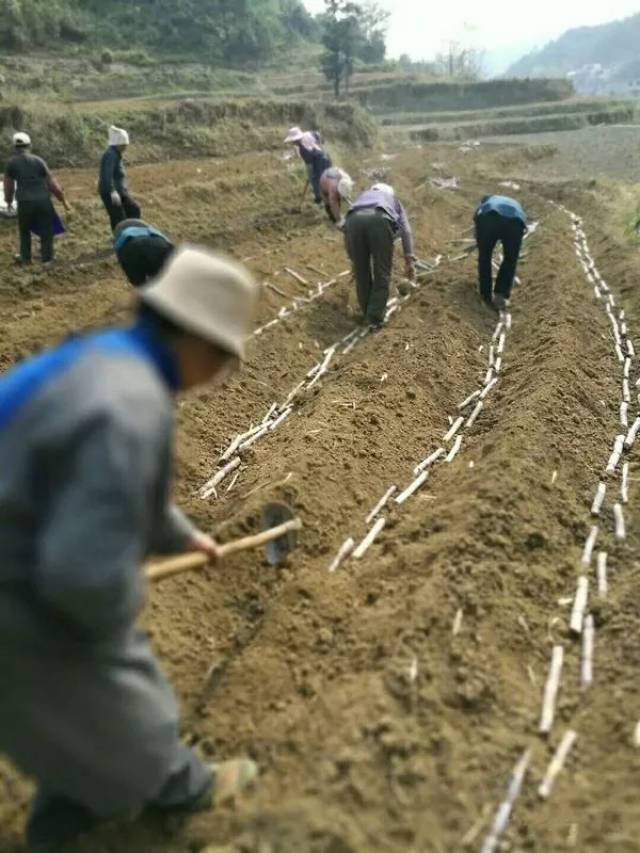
146,518,302,583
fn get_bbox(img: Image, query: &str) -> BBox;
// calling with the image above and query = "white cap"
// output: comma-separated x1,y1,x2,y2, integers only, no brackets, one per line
13,132,31,147
371,183,395,196
108,125,130,146
337,170,354,202
284,126,304,144
138,245,259,360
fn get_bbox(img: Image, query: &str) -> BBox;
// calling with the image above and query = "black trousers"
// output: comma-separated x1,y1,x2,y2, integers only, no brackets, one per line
475,212,525,302
345,210,395,325
117,236,174,287
17,198,55,262
100,192,141,233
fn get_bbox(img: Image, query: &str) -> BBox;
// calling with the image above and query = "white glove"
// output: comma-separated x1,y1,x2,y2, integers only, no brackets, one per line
111,191,122,206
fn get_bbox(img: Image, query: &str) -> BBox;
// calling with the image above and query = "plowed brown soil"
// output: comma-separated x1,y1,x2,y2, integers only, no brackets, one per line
1,139,640,853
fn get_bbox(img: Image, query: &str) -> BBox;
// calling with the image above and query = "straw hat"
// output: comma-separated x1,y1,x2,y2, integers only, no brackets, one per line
139,246,258,360
371,182,395,196
337,171,354,202
284,126,304,143
13,132,31,148
108,125,130,146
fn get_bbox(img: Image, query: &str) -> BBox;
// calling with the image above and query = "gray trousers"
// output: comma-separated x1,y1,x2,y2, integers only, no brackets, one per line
345,210,394,325
0,629,211,848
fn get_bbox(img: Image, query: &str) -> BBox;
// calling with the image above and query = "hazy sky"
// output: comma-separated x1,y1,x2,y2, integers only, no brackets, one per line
302,1,640,73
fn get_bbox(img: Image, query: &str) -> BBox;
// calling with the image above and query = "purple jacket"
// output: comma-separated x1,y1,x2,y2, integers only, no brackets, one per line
349,190,414,258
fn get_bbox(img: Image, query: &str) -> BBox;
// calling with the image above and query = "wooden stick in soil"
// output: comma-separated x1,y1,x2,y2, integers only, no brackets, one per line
395,471,429,505
200,457,241,500
538,730,578,799
415,447,445,475
284,267,309,288
624,418,640,450
539,645,564,735
458,389,481,411
444,417,464,443
446,434,463,463
467,400,484,429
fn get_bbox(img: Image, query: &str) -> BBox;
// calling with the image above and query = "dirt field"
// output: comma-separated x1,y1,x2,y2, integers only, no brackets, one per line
1,136,640,852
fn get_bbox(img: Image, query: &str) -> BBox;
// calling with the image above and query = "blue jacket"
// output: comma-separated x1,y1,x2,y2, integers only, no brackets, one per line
98,146,127,196
475,195,526,225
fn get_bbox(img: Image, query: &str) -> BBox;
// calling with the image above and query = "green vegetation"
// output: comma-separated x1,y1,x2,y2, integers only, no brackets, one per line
406,103,637,143
320,1,389,97
354,78,575,114
509,12,640,78
0,0,320,66
0,97,377,168
380,98,633,126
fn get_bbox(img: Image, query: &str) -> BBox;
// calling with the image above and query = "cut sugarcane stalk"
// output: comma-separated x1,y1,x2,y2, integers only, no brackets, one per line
590,482,606,516
395,470,429,505
614,503,626,540
269,407,292,431
492,323,503,343
366,485,397,524
628,341,635,358
488,345,495,367
467,401,484,428
538,730,578,799
452,609,463,636
623,379,631,403
622,462,630,504
570,576,589,634
238,422,271,451
281,380,306,410
328,537,355,573
444,417,464,443
624,419,640,450
596,552,608,598
505,314,512,331
353,517,386,559
621,402,629,428
415,447,445,475
624,358,631,379
446,434,463,462
458,390,481,411
480,377,499,399
481,748,532,853
539,645,564,734
200,456,241,499
607,435,625,471
497,332,506,355
308,348,336,388
284,267,309,287
262,402,278,423
615,344,624,363
494,357,502,373
581,615,594,688
484,368,493,385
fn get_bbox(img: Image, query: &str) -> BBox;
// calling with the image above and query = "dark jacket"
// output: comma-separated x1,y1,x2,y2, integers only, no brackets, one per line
98,146,127,196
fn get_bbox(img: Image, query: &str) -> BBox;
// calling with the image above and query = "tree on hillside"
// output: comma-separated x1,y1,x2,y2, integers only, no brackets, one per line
321,0,389,97
435,41,485,80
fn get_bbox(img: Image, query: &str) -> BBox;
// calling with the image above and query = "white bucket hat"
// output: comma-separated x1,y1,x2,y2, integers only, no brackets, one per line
13,132,31,147
138,245,258,360
284,126,304,144
108,125,130,146
371,182,395,196
337,171,354,202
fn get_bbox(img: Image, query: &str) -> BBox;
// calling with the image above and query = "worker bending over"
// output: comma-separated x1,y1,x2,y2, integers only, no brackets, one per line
319,167,354,227
0,247,259,851
474,194,527,312
3,132,70,265
344,183,416,328
98,125,141,232
113,218,174,287
284,126,332,205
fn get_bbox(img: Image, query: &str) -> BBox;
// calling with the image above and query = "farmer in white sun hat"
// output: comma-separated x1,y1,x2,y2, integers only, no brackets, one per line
344,183,416,328
98,125,141,232
3,131,71,265
284,125,333,204
0,246,259,852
